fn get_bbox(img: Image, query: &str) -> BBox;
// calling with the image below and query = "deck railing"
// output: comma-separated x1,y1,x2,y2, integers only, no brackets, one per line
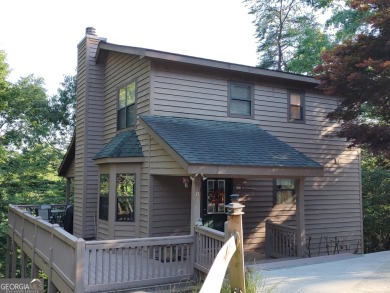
7,204,84,293
194,225,225,273
8,205,196,293
266,219,297,258
84,236,194,292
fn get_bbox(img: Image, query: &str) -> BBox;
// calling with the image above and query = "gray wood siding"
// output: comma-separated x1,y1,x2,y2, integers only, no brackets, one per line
92,51,152,238
150,62,363,253
74,37,87,238
97,220,109,240
150,175,191,237
148,136,187,175
74,36,105,239
65,158,75,178
102,52,151,143
235,179,296,251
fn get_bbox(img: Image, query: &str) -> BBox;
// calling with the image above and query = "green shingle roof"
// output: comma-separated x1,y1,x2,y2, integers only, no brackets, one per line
140,115,322,168
94,130,143,160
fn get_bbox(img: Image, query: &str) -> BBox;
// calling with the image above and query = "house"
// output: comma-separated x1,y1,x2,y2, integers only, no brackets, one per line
7,27,363,292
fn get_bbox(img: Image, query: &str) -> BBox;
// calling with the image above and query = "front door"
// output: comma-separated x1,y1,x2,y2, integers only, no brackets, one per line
202,178,232,232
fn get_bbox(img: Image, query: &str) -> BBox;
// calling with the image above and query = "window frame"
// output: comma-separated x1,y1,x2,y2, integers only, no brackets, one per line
115,173,136,222
287,90,305,123
117,79,137,130
228,82,254,118
273,178,296,205
99,174,109,221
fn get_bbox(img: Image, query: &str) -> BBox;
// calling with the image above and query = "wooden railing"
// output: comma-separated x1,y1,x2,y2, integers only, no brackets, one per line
8,205,195,293
84,236,194,292
7,204,84,293
266,219,297,258
194,225,225,273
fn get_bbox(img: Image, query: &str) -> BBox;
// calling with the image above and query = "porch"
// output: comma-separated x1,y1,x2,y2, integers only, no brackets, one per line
7,204,298,293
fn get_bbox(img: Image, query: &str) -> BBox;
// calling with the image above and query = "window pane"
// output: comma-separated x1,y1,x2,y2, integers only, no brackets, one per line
119,88,126,109
117,174,135,197
290,94,301,106
126,82,136,105
126,104,137,127
276,190,294,204
230,100,251,116
276,179,295,189
100,174,109,196
118,108,126,129
275,179,295,204
116,174,135,222
99,174,109,221
117,197,134,221
207,179,225,214
231,84,251,100
290,105,303,120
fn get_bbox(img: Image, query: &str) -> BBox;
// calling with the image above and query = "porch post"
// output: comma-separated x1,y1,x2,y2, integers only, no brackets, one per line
226,194,245,293
6,235,11,278
295,178,306,257
190,175,202,235
65,177,71,205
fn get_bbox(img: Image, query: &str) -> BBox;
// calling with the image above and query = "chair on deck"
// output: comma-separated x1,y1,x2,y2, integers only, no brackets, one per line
37,204,51,220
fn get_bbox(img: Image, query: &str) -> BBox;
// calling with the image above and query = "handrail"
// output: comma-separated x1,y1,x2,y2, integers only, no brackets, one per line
266,219,297,258
84,235,194,292
194,225,225,273
8,204,84,293
199,235,237,293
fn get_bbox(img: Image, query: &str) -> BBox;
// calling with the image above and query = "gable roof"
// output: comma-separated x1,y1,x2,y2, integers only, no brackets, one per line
96,41,318,87
94,130,143,160
140,115,323,177
58,133,75,177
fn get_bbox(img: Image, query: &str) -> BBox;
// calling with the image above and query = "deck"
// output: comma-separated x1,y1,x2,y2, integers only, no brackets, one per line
7,205,225,293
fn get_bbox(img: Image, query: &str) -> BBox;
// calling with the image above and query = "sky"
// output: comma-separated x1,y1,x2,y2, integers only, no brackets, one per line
1,0,258,96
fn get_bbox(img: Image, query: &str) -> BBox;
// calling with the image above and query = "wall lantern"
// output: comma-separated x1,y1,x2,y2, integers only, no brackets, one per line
182,177,190,188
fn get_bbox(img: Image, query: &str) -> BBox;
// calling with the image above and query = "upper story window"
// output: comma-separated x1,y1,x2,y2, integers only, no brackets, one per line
99,174,109,221
118,81,136,130
116,174,135,222
274,179,295,205
228,82,254,118
288,91,305,122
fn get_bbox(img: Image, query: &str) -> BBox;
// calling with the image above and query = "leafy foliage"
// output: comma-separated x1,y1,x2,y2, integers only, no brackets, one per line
244,0,333,73
0,51,76,277
362,152,390,252
315,0,390,159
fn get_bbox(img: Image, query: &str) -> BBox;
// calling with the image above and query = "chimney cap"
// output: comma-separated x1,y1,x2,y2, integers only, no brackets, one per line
86,27,97,36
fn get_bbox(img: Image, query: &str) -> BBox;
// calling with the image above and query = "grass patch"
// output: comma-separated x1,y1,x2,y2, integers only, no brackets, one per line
220,267,277,293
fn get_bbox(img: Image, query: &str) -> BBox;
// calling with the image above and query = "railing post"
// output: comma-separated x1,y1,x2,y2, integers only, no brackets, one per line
265,219,271,257
74,238,85,292
295,178,305,257
226,194,245,293
6,235,11,278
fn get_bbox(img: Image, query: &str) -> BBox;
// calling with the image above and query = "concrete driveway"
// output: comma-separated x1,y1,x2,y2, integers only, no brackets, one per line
250,251,390,293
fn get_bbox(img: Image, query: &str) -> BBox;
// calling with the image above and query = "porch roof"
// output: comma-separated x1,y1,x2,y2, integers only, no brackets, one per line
140,115,324,177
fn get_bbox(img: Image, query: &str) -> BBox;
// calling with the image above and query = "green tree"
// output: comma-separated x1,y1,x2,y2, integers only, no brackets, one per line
0,51,76,277
325,0,372,42
314,0,390,159
244,0,333,73
361,152,390,252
